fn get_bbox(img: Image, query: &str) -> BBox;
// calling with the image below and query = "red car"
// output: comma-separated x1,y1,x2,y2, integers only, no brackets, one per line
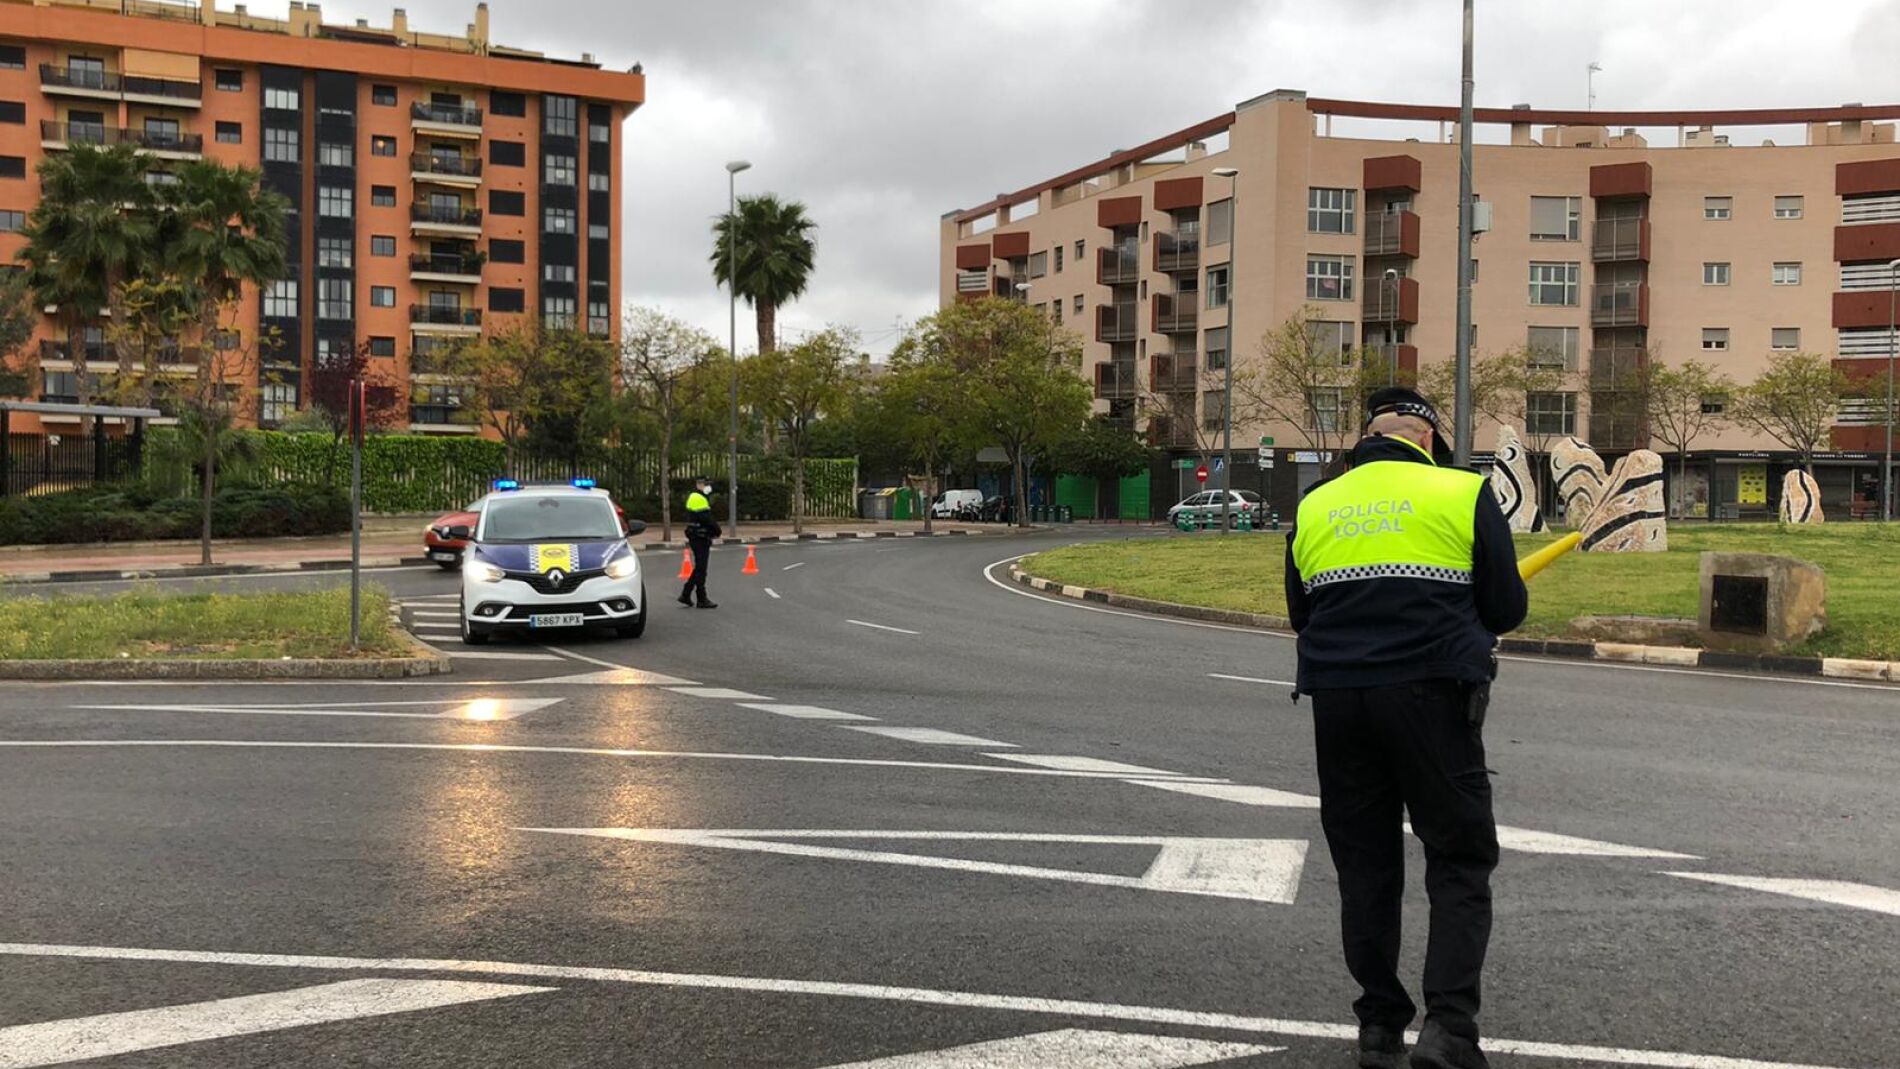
424,487,630,569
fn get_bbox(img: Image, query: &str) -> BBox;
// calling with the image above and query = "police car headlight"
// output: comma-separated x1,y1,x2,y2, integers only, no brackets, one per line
604,554,638,580
465,559,505,583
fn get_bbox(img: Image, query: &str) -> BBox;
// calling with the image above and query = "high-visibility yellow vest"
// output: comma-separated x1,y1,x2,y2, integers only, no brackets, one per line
685,491,711,513
1292,438,1485,593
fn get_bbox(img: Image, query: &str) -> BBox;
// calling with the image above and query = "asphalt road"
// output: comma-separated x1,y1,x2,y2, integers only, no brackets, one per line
1,529,1896,1068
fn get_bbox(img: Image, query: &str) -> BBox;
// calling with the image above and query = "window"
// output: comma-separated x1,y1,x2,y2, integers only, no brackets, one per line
1527,261,1579,306
587,172,610,192
491,91,526,117
1525,392,1578,436
369,336,395,357
1771,327,1801,350
490,190,524,216
1772,262,1802,286
1526,326,1579,370
368,135,396,157
1026,250,1047,279
371,84,396,107
544,153,576,185
215,121,241,144
370,235,395,257
1470,258,1480,282
263,127,299,162
260,382,297,425
1049,301,1062,325
318,186,352,218
318,142,353,167
1702,262,1730,286
0,209,23,232
544,95,577,137
317,236,352,268
1204,326,1229,371
263,279,298,318
544,206,576,234
1206,265,1231,307
1774,195,1803,219
587,222,608,240
0,45,24,70
1072,293,1083,315
1304,320,1353,362
215,68,242,92
588,301,610,335
143,117,180,143
543,295,576,328
143,169,178,188
1053,245,1064,273
1700,394,1728,415
1307,187,1356,234
1704,196,1732,220
489,287,524,313
370,185,396,207
587,121,610,143
264,86,300,111
1203,389,1228,431
67,109,105,144
1702,328,1729,351
544,263,577,282
1207,198,1233,246
490,238,524,264
0,101,22,125
370,286,395,308
1529,195,1582,241
317,277,352,320
1306,255,1354,301
0,155,26,180
490,139,524,167
1308,388,1347,432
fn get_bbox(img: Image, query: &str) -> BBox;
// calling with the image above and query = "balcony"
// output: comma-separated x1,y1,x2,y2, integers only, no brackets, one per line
39,64,199,106
37,339,108,365
1363,210,1420,258
410,305,483,333
1096,302,1138,343
410,203,483,235
411,152,483,186
1150,353,1198,392
411,101,483,136
409,404,467,426
1154,231,1200,273
1365,343,1419,382
409,253,483,283
1591,217,1650,262
40,121,202,157
1152,293,1197,334
1097,246,1139,286
1361,275,1420,324
1590,283,1649,328
1147,416,1196,449
1094,361,1137,400
1589,347,1647,387
1831,290,1900,329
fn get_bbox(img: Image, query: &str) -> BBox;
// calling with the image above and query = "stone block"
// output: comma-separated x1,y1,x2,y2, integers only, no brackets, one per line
1550,436,1608,522
1568,615,1699,647
1779,469,1824,524
1578,449,1667,553
1490,427,1545,533
1698,552,1826,654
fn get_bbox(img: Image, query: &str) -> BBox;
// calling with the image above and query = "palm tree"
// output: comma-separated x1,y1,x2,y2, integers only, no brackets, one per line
17,143,154,404
709,193,816,356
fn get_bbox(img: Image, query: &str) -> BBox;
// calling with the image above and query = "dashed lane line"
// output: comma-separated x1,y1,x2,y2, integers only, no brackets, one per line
846,619,921,635
440,650,563,661
986,754,1190,777
844,726,1017,748
819,1028,1278,1067
782,561,806,571
1208,673,1297,687
667,687,774,701
765,587,782,599
736,703,877,722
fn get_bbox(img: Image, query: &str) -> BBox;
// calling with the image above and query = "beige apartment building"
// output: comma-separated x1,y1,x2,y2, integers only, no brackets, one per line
939,90,1900,521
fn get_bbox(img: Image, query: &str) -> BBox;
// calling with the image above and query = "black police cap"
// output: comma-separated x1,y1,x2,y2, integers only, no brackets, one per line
1363,386,1454,465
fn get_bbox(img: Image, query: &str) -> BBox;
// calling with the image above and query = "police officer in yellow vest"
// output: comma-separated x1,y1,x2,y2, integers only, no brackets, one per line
678,476,721,609
1286,388,1527,1069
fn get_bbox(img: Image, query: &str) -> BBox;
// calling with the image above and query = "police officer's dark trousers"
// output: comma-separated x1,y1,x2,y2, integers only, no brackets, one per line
1311,680,1499,1042
680,536,711,605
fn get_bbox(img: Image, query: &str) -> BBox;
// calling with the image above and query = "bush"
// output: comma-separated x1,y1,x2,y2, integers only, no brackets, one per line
0,482,349,545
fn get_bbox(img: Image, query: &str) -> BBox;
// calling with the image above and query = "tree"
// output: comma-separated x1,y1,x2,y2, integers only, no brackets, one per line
1644,358,1735,517
710,193,817,357
307,340,402,479
620,307,719,541
1732,351,1848,473
742,327,859,533
1233,309,1392,461
879,337,970,533
1047,415,1153,520
908,297,1090,527
1415,351,1534,452
0,269,38,399
1138,354,1229,467
447,325,616,473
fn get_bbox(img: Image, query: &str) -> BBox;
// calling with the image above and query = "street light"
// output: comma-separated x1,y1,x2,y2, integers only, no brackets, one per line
724,159,751,538
1886,258,1899,521
1212,166,1239,533
1383,268,1400,386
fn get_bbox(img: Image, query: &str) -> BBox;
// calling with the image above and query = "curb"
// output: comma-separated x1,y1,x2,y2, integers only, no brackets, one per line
0,643,451,681
0,556,431,586
1005,565,1898,685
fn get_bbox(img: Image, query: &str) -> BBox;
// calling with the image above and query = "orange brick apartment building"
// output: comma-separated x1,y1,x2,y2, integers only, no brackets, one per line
941,90,1900,520
0,0,642,437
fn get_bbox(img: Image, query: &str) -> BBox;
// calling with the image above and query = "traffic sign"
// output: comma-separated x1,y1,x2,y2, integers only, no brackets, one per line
1213,458,1225,472
1194,464,1208,484
1260,436,1275,446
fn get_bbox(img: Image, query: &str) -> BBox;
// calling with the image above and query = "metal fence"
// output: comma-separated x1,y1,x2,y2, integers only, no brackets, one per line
2,432,140,498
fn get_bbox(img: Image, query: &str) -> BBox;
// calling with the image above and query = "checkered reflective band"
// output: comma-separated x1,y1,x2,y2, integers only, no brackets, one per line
1303,562,1474,593
1369,400,1437,425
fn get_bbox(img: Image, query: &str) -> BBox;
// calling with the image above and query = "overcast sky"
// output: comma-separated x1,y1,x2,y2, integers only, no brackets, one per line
315,0,1900,356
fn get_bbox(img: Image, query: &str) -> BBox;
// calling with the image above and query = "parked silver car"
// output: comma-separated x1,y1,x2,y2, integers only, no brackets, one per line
1167,489,1265,526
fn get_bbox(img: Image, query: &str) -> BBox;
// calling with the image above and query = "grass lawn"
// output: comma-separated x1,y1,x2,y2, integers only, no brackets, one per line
0,586,404,660
1025,524,1900,661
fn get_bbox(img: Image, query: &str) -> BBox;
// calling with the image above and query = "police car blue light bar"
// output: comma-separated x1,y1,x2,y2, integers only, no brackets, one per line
493,479,521,491
572,478,597,489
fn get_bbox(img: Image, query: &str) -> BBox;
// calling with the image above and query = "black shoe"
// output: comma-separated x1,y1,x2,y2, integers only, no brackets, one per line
696,601,718,609
677,593,693,607
1357,1024,1407,1069
1409,1022,1487,1069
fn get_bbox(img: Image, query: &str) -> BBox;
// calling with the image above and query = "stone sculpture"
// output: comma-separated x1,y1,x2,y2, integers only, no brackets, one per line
1779,469,1824,525
1550,436,1608,524
1488,427,1545,533
1578,449,1667,553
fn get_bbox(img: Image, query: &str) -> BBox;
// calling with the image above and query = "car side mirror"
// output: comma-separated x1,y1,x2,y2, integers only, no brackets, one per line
624,519,648,536
446,524,472,540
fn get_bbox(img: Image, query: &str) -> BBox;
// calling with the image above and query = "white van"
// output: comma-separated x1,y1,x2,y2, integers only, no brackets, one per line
930,489,985,519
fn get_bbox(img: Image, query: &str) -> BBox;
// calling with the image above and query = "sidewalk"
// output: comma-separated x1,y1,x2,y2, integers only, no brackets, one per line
0,519,1008,583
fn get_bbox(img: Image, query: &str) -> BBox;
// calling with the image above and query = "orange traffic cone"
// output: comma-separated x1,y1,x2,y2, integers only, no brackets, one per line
677,547,694,580
741,545,759,576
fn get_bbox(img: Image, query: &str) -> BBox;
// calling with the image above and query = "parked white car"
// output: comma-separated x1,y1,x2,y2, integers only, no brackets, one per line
1167,490,1265,526
930,488,985,519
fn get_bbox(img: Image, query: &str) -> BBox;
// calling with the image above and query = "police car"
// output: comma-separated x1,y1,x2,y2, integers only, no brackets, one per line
457,479,648,645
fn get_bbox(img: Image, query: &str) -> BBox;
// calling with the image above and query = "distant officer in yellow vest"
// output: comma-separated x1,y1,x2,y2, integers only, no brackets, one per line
1286,388,1527,1069
678,476,721,609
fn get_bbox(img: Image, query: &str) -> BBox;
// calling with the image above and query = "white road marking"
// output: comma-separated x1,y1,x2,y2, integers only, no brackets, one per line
533,668,696,686
410,610,460,618
400,593,460,602
986,754,1188,777
0,941,1859,1069
844,726,1017,747
666,687,773,700
765,587,781,599
71,698,561,722
0,978,553,1068
1491,826,1698,859
524,829,1308,904
535,645,696,683
1208,673,1297,687
847,619,921,635
782,561,806,570
820,1028,1277,1067
0,740,1225,783
1665,873,1900,916
444,650,562,661
1129,780,1322,809
737,703,877,722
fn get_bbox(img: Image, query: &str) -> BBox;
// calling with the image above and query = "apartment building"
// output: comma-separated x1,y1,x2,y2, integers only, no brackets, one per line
0,0,642,436
940,91,1900,521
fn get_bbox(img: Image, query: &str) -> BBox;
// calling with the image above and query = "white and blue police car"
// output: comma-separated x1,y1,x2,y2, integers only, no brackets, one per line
456,479,648,644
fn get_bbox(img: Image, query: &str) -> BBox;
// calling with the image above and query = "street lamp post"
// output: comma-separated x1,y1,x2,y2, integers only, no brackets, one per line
1212,166,1240,534
724,160,751,538
1453,0,1476,466
1886,258,1899,521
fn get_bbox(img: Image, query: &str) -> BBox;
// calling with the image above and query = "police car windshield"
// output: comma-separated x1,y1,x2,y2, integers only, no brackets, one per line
481,496,620,543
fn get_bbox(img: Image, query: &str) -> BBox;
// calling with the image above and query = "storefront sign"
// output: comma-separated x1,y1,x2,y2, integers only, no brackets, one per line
1736,464,1768,505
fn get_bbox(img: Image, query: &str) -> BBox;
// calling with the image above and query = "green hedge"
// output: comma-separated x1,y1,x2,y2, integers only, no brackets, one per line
0,482,348,545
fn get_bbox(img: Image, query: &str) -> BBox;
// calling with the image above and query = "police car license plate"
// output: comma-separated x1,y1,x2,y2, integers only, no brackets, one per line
529,613,584,629
429,551,457,562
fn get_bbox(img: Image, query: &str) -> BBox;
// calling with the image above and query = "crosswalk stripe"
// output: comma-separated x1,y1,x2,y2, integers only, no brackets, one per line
443,650,563,661
844,726,1016,747
737,702,877,721
410,610,460,618
666,687,774,700
819,1028,1278,1067
0,978,553,1067
1664,872,1900,916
